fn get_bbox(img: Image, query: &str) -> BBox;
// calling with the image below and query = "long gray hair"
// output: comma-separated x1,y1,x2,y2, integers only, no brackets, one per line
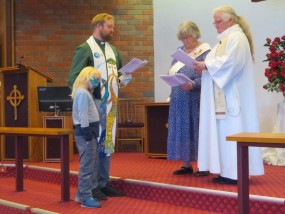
214,5,254,61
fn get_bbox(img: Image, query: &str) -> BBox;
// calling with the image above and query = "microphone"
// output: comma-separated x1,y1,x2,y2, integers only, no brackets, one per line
16,56,24,69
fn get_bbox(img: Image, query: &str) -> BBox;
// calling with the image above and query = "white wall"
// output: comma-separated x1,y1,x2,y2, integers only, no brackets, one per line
154,0,285,132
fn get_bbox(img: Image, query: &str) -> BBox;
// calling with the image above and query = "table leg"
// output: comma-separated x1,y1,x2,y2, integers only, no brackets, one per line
15,136,24,192
237,143,249,214
60,134,70,202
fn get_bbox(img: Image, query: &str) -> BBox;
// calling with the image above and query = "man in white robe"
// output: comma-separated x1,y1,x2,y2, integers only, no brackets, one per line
194,5,264,184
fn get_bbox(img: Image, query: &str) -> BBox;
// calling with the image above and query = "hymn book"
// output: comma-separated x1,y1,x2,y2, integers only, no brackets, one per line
171,49,197,70
160,73,194,87
119,58,148,74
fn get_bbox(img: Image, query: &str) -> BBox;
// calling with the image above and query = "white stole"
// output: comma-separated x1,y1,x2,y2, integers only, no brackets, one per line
86,36,119,154
86,36,118,88
168,43,211,75
213,36,228,119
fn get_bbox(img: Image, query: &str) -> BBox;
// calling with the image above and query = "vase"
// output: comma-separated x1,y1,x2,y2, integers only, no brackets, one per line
262,99,285,166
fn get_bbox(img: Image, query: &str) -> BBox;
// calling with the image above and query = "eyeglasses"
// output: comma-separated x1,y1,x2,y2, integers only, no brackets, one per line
213,20,223,26
181,35,193,40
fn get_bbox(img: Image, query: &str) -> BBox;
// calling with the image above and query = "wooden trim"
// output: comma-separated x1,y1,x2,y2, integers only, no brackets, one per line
0,127,73,136
145,153,166,158
227,132,285,144
0,65,53,82
137,102,169,107
5,0,14,66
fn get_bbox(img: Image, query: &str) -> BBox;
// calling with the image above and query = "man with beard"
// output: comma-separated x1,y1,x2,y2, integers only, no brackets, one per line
68,13,125,202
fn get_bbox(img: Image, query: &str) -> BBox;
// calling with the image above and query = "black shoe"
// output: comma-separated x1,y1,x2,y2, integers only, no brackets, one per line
194,171,210,177
92,188,108,200
212,175,222,183
212,175,237,185
101,183,124,197
173,166,193,175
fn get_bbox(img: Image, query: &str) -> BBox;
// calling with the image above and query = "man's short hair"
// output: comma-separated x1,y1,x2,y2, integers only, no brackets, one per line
91,13,115,28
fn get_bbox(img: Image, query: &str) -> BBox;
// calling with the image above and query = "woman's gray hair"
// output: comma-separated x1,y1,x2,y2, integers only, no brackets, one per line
176,20,201,40
213,5,255,61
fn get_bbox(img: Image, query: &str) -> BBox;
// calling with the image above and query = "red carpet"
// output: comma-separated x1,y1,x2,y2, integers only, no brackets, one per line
0,177,215,214
0,152,285,213
20,152,285,197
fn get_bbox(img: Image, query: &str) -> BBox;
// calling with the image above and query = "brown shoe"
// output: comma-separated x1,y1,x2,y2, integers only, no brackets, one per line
194,171,210,177
173,166,193,175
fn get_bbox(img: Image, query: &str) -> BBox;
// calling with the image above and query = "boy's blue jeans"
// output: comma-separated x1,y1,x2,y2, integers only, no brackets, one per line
75,136,99,200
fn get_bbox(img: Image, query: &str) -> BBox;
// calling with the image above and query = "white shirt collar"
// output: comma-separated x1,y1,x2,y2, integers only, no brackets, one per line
217,24,242,40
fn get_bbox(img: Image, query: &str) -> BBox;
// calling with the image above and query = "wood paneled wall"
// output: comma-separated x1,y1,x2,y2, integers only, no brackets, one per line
0,0,14,67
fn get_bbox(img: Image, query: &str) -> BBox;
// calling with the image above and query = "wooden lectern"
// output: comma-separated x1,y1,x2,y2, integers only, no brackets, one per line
0,64,53,161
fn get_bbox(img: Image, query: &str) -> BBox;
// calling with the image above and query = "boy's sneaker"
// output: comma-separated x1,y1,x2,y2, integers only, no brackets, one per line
81,198,101,208
74,192,81,203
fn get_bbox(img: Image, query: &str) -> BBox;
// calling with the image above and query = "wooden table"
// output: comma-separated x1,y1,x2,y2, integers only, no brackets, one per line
226,132,285,214
0,127,73,202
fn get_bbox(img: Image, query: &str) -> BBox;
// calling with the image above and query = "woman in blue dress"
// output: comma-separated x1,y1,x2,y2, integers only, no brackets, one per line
167,20,210,176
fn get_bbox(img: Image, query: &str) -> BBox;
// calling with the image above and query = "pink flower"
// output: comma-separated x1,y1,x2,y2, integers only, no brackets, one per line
269,77,275,83
263,36,285,93
265,68,271,78
280,71,285,77
266,38,272,43
273,52,279,58
274,37,281,42
279,84,285,91
270,45,276,53
269,61,277,68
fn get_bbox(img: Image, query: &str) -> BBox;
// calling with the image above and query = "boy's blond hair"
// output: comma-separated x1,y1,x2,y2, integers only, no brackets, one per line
71,66,101,98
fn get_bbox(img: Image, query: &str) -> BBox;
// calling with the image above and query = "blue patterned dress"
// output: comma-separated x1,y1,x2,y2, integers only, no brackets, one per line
167,46,210,162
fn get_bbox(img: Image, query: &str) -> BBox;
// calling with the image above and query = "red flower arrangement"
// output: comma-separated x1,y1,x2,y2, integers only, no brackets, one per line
263,35,285,94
